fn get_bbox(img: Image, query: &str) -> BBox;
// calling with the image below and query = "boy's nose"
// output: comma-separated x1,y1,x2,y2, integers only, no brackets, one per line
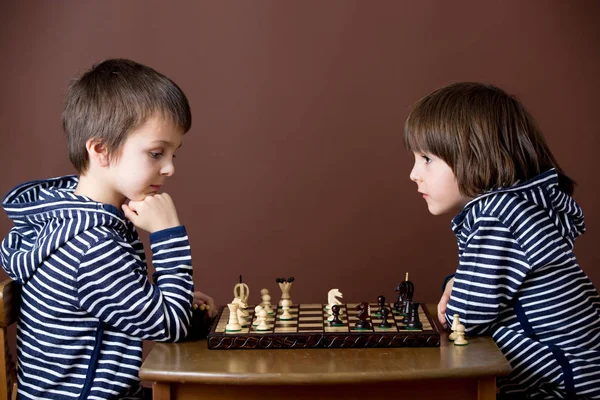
409,165,420,183
161,162,175,177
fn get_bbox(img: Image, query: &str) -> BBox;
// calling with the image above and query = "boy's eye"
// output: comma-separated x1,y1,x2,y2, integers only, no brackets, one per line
422,155,432,164
149,152,163,159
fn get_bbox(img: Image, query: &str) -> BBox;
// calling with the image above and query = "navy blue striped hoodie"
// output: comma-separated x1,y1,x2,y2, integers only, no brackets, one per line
0,176,194,399
447,169,600,398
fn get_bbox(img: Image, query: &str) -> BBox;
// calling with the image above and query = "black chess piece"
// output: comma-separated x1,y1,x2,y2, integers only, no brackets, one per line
375,295,386,316
378,307,392,328
406,302,422,330
402,297,412,316
394,273,414,313
354,301,372,330
329,304,344,326
394,282,405,311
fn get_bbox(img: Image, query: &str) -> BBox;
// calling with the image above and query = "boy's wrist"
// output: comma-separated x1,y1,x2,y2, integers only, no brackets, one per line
149,225,187,243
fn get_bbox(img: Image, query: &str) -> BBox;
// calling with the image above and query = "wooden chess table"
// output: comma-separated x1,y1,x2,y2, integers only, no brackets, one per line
140,304,511,400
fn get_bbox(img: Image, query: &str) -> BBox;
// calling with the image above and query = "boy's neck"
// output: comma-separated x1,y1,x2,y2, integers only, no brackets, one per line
74,173,125,208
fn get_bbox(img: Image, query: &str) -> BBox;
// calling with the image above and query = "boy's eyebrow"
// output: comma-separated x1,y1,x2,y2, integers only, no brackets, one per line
151,139,182,149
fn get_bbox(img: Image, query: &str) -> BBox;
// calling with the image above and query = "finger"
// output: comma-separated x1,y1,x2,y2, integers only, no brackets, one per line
121,204,138,221
438,313,447,327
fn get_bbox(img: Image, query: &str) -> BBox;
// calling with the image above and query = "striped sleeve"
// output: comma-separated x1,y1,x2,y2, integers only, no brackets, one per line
76,226,194,342
446,216,531,335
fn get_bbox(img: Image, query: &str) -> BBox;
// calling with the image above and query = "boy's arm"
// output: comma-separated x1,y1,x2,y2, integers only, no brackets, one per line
76,226,194,342
445,216,530,335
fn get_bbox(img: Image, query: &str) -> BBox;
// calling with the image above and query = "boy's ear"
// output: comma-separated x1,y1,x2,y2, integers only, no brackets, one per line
85,138,110,168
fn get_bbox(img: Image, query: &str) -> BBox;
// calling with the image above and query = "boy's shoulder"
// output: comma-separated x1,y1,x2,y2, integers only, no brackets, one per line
66,225,139,260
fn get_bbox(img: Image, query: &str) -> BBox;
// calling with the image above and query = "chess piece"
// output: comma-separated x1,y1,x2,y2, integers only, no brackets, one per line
327,289,344,321
402,297,412,316
232,297,249,325
354,301,372,330
225,303,242,332
280,298,293,320
395,272,414,314
260,288,274,314
378,307,392,328
327,288,343,310
449,314,460,341
234,276,250,305
406,302,422,330
276,277,294,306
329,304,344,326
256,309,271,331
375,295,386,317
454,324,468,346
253,305,263,326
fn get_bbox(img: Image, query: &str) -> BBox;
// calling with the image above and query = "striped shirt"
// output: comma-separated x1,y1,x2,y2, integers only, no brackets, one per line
446,169,600,398
0,176,194,399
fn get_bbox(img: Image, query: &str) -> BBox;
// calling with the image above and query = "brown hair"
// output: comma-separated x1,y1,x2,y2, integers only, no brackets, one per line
62,59,192,174
403,82,574,197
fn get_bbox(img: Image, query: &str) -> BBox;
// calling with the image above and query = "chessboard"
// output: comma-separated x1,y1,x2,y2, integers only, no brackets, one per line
207,302,440,349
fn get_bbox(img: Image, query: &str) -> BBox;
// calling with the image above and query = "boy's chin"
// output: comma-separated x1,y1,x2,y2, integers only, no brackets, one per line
427,206,452,216
127,193,154,202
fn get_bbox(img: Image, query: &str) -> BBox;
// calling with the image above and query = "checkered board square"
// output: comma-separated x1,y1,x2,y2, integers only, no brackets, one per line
208,302,440,349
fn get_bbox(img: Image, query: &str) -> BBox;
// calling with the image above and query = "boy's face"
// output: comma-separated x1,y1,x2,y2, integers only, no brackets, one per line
409,152,471,216
107,115,183,205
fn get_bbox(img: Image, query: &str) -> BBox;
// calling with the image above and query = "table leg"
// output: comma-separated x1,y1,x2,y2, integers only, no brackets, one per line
478,377,497,400
152,382,171,400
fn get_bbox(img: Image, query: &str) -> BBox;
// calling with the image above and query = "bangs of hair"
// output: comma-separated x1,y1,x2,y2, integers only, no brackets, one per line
403,82,574,197
403,89,464,171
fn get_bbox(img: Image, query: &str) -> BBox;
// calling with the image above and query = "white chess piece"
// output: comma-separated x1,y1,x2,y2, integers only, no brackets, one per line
327,288,343,309
260,289,274,314
280,298,293,320
225,303,242,332
454,324,468,346
256,309,271,331
253,305,264,326
449,314,460,341
326,288,344,321
234,282,250,304
277,279,293,306
232,297,250,324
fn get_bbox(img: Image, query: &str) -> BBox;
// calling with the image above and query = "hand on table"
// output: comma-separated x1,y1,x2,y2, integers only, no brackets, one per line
437,277,454,329
194,291,217,319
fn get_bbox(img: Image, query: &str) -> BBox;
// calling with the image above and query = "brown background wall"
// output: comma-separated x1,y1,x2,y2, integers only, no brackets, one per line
1,0,599,359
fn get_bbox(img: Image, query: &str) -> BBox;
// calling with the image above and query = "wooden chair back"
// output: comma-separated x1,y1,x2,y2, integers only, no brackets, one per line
0,279,20,400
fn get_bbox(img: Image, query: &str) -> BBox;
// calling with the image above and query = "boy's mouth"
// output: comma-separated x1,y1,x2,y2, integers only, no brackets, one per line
150,185,161,192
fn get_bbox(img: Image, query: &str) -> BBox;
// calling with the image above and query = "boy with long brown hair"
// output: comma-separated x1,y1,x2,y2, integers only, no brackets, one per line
405,82,600,398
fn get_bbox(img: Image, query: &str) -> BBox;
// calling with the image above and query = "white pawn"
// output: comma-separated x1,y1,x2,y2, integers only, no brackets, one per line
454,324,468,346
260,288,274,314
225,303,242,332
256,309,271,331
280,298,293,320
253,305,264,326
449,314,460,341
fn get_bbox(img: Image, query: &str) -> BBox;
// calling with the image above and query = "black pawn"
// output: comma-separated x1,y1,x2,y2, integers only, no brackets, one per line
329,305,344,326
378,307,392,328
376,295,386,316
406,302,422,330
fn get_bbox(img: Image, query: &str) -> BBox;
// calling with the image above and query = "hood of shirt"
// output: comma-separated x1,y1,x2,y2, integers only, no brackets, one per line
1,175,129,284
451,169,585,247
